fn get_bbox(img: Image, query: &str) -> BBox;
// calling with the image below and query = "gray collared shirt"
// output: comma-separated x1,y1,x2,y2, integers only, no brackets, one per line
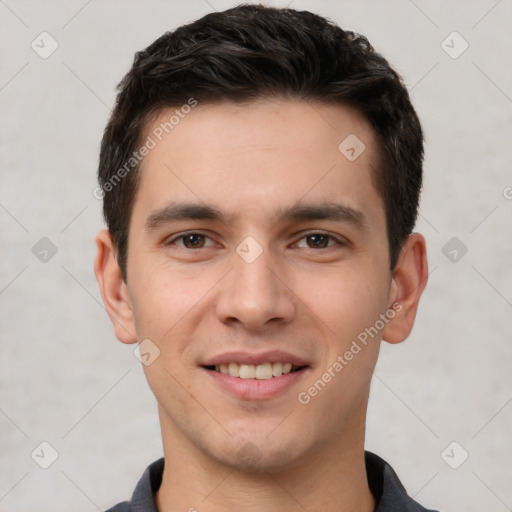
105,451,439,511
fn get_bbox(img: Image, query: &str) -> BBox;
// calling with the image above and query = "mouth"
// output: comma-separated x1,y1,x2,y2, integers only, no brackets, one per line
203,362,309,380
200,351,311,400
201,350,312,401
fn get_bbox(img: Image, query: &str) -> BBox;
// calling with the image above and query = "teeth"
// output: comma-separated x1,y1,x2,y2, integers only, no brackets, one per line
255,362,272,380
239,364,256,379
272,362,283,377
228,362,239,377
212,362,301,380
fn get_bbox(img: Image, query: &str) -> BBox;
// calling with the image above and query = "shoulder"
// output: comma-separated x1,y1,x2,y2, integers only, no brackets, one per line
365,451,440,512
103,458,165,512
104,502,131,512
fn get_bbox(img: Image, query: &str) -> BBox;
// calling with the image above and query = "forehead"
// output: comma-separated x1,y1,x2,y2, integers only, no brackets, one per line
133,99,385,230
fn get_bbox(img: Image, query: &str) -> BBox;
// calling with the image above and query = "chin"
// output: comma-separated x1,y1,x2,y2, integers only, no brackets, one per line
207,437,307,474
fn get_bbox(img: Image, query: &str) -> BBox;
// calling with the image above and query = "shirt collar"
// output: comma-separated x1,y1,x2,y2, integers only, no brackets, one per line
119,451,438,512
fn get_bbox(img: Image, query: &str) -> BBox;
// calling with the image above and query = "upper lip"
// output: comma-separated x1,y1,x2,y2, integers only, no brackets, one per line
201,350,310,367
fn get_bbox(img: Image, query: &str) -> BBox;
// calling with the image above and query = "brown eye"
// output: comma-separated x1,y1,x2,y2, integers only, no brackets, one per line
295,232,343,249
181,234,206,248
165,231,217,250
306,234,330,248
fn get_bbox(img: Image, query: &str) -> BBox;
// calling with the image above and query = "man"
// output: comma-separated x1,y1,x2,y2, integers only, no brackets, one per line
94,4,437,511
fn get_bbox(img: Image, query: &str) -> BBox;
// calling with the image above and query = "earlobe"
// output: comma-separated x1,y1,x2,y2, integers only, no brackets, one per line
382,233,428,344
94,229,138,344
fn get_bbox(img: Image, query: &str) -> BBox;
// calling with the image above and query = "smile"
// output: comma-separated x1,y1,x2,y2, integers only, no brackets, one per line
207,362,306,380
202,365,310,400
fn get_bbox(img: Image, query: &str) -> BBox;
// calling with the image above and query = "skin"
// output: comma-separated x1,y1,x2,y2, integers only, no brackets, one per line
95,99,428,512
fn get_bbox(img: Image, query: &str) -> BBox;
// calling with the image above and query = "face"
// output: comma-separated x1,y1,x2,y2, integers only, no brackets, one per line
104,99,406,472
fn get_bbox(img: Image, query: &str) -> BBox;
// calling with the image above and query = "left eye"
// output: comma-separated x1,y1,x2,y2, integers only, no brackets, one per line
295,233,342,249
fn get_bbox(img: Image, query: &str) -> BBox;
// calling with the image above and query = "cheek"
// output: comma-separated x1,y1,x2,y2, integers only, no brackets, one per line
296,266,388,344
128,261,232,372
295,271,385,422
131,270,205,404
129,265,201,342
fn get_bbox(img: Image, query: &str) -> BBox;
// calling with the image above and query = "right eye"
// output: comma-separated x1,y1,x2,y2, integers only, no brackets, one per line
165,232,216,249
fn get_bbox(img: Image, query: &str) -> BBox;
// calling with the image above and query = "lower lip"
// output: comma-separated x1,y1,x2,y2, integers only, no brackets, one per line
202,367,309,400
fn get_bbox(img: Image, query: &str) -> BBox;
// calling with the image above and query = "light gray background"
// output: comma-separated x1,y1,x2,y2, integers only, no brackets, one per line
1,1,511,511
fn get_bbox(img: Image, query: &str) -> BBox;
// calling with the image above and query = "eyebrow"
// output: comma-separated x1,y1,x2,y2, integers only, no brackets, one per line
145,201,368,232
279,203,367,231
145,202,225,230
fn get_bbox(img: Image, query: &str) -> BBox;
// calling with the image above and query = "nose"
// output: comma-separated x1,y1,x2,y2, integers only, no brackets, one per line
215,242,296,331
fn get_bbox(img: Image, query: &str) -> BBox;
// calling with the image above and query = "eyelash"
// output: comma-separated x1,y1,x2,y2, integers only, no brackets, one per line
165,231,347,250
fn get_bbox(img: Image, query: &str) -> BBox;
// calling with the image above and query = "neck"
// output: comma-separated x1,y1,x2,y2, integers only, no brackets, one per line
155,411,375,512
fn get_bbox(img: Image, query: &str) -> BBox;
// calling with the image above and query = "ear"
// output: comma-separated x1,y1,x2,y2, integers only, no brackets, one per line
382,233,428,344
94,229,137,344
